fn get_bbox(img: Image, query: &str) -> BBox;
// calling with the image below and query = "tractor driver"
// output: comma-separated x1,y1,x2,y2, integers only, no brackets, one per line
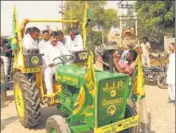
44,31,71,95
65,27,83,53
23,27,40,53
113,49,138,76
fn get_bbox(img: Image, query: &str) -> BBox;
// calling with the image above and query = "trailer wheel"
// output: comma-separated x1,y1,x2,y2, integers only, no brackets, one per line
14,72,41,128
46,115,70,133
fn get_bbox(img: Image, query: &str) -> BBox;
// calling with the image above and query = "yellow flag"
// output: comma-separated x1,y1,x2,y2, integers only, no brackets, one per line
133,54,145,99
85,52,96,97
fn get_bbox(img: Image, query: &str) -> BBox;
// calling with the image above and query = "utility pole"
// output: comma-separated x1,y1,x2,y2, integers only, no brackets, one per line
59,0,64,30
118,1,136,47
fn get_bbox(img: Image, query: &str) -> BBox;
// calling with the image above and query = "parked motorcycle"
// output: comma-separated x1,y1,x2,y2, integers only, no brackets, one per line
143,65,167,89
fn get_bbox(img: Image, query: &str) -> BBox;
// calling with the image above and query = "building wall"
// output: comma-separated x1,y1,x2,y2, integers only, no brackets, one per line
164,36,175,54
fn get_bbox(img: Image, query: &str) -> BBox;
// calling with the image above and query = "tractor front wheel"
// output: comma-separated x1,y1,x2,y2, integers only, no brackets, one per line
14,72,41,128
46,115,70,133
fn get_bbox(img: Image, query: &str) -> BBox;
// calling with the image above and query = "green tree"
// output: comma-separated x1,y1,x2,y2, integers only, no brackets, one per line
135,1,175,44
63,1,119,42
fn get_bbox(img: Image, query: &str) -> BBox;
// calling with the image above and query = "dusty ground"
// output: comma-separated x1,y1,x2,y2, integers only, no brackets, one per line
1,84,175,133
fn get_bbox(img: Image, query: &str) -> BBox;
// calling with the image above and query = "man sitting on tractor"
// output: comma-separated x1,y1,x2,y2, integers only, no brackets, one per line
57,30,66,45
65,27,83,53
38,30,50,54
43,31,71,95
25,27,31,35
23,27,40,53
113,49,138,76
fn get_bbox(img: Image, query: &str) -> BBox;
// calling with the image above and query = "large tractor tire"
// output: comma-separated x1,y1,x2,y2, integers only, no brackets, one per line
46,115,70,133
120,99,140,133
14,72,41,128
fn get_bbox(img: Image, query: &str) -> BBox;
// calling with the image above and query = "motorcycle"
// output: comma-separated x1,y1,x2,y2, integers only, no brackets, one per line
143,65,167,89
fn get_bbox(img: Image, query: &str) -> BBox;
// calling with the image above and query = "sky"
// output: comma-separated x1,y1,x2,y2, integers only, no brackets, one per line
1,1,133,36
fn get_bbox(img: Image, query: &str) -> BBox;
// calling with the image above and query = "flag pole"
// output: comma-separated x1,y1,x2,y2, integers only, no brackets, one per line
82,1,88,48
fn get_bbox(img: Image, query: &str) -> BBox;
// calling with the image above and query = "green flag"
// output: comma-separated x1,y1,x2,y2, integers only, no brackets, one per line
85,2,93,27
9,5,18,51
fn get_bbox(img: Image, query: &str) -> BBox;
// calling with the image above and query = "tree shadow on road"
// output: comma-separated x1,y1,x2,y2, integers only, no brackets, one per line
1,116,18,131
1,92,14,108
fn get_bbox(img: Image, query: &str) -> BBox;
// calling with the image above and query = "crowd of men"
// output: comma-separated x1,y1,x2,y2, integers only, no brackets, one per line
0,26,175,102
22,26,83,96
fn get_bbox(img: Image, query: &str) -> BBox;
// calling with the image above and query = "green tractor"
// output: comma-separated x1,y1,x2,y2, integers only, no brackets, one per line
45,53,139,133
10,2,140,133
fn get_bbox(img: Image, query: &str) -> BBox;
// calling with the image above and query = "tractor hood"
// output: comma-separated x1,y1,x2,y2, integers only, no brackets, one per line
55,65,130,128
55,65,128,88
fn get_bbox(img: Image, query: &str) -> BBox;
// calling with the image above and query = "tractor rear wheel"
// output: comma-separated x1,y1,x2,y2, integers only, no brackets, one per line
14,72,41,128
46,115,70,133
120,99,139,133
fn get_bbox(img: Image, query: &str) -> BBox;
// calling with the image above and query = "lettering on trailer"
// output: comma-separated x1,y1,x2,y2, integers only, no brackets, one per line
94,114,139,133
102,98,123,107
103,80,124,93
22,67,40,73
57,75,78,85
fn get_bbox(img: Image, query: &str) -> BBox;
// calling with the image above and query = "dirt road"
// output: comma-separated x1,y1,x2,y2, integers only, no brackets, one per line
1,85,175,133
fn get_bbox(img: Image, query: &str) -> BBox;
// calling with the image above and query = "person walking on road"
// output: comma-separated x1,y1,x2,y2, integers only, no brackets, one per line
141,37,151,67
166,42,175,103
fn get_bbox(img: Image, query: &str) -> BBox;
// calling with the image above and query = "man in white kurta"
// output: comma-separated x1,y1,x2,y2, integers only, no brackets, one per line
38,30,50,54
141,37,151,67
23,27,40,53
38,30,50,75
166,43,175,102
65,28,83,53
44,31,71,94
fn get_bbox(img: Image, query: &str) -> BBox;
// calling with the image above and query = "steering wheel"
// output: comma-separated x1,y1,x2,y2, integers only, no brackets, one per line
53,55,75,65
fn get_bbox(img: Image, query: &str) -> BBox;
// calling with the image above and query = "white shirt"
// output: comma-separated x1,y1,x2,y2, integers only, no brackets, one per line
38,39,49,54
166,53,175,85
121,49,130,62
141,42,151,56
65,34,83,53
44,41,71,66
23,33,38,53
